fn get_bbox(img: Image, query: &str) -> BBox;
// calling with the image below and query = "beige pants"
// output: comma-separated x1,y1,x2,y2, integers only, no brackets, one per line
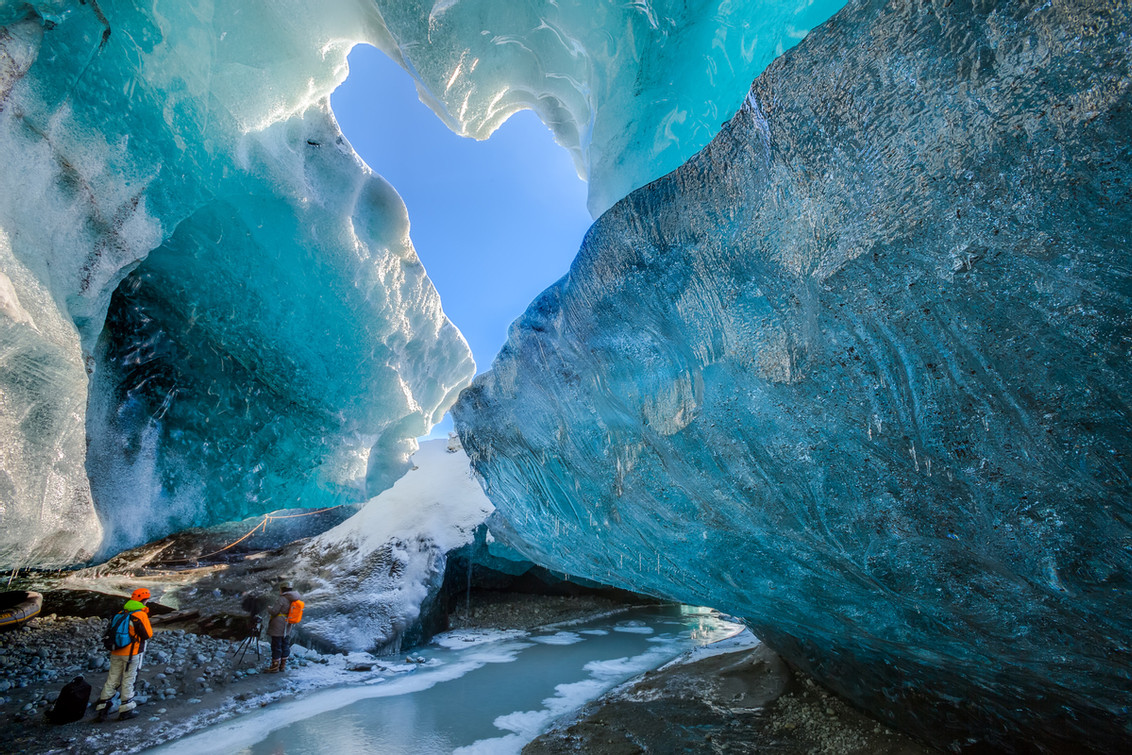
96,654,142,711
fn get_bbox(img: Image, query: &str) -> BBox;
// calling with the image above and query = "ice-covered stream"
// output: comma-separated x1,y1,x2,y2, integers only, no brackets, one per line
145,606,745,755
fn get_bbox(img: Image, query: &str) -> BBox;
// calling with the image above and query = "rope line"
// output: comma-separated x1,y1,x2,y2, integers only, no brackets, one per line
162,503,350,564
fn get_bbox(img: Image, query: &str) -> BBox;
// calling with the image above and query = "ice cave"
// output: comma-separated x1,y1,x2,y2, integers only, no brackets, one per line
0,0,1129,752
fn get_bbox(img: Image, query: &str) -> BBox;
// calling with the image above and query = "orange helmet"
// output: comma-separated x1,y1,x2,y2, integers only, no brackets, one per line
131,588,151,601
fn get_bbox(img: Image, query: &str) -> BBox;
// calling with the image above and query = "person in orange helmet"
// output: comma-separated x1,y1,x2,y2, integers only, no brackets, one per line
93,587,154,721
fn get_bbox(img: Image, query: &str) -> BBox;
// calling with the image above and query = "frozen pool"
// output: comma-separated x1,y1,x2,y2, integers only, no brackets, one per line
146,605,745,754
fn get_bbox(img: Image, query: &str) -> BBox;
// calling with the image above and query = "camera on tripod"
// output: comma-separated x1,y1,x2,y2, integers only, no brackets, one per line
230,594,266,666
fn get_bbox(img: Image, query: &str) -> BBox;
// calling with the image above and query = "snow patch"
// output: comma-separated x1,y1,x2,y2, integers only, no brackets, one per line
433,628,530,649
530,631,584,646
459,640,682,753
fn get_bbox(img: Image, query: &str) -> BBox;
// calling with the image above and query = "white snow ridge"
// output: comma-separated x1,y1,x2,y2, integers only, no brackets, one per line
293,437,494,653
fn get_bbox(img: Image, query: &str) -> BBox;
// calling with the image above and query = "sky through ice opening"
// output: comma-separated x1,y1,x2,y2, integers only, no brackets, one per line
330,45,593,392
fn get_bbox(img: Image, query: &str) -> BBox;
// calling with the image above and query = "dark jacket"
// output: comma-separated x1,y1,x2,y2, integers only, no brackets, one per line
267,590,301,637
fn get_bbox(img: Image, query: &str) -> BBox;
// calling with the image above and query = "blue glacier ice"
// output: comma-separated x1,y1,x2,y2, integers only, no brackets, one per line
0,2,475,566
455,0,1132,750
0,0,842,567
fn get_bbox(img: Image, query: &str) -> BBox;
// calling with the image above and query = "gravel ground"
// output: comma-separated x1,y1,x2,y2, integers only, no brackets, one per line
447,591,642,632
524,640,939,755
0,592,640,755
0,613,331,755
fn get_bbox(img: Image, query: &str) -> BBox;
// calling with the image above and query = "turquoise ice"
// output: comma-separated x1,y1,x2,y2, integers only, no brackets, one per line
0,0,841,563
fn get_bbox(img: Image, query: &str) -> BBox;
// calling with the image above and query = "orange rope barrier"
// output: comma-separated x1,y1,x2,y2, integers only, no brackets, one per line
192,518,269,561
264,505,347,520
161,503,352,564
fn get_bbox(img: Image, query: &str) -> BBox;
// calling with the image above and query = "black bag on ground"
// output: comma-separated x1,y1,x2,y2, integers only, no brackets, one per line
46,675,92,724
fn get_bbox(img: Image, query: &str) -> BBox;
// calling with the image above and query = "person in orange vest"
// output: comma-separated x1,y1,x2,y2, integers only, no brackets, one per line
94,587,154,721
265,583,301,673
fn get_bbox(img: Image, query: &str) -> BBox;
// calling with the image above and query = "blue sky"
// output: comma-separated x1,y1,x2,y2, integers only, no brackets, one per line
331,45,593,381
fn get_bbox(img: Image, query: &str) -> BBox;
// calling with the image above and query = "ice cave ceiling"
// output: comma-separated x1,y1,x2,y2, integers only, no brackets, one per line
1,0,1129,750
0,0,832,566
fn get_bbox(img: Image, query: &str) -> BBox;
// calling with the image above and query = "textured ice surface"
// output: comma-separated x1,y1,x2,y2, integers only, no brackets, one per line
365,0,845,216
0,226,101,564
0,0,841,567
292,438,493,654
455,0,1132,749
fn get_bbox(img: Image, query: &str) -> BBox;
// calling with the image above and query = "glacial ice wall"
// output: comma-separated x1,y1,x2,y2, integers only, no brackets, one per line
0,0,844,568
0,1,475,567
455,0,1132,749
293,437,492,654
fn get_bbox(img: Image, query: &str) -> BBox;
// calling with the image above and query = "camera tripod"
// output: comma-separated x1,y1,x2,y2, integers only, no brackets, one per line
230,615,263,666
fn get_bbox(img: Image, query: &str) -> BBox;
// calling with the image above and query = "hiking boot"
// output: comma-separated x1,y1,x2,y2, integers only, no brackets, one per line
117,709,139,721
266,660,280,673
95,703,110,722
278,659,287,673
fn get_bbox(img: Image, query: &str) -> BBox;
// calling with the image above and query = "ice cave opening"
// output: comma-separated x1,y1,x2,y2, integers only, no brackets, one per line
328,43,592,378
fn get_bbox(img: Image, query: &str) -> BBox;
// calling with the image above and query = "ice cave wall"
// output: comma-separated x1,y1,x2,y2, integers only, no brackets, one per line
454,0,1132,750
0,0,844,569
0,0,477,568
